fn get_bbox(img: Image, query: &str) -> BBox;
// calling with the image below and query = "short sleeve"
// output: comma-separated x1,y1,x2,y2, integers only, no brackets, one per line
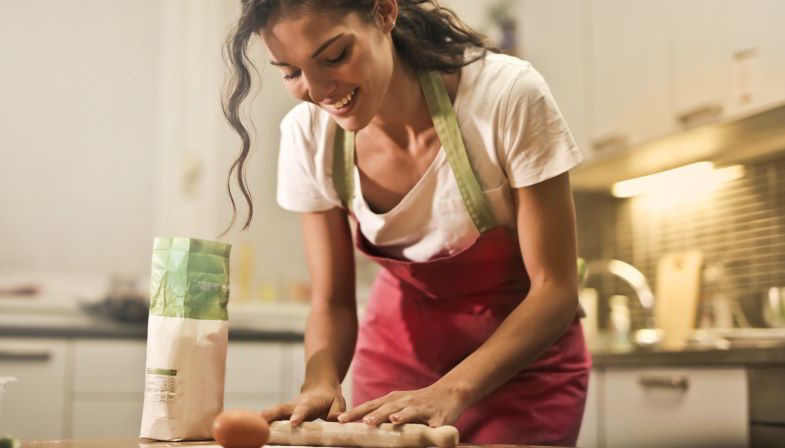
500,66,584,188
276,107,334,212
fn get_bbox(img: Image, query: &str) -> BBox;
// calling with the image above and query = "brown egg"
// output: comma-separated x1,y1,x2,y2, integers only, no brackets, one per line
212,409,270,448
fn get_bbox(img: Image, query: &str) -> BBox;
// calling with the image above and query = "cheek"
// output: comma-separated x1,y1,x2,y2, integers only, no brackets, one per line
285,83,309,102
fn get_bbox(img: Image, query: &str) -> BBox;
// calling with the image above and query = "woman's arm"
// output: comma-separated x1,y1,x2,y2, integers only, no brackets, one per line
261,207,358,425
438,171,579,404
338,172,579,426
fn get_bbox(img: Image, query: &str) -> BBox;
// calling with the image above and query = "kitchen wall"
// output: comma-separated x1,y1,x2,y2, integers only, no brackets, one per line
575,150,785,328
0,1,309,294
0,0,517,300
0,0,161,277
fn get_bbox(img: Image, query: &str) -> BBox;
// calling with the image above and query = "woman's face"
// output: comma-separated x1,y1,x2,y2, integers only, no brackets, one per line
261,7,396,132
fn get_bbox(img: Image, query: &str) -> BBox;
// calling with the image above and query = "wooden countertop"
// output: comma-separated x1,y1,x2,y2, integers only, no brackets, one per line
20,439,560,448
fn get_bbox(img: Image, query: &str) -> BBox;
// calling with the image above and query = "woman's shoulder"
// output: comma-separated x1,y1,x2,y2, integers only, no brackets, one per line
280,101,332,139
462,51,549,107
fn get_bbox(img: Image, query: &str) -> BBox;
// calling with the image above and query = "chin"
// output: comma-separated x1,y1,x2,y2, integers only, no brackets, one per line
337,115,371,133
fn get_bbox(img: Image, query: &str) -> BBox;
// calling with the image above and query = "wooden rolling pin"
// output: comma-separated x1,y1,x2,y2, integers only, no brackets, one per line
268,420,460,448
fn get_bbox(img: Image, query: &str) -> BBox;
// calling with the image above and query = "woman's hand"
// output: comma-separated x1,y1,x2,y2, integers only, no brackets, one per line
337,383,468,427
260,382,347,426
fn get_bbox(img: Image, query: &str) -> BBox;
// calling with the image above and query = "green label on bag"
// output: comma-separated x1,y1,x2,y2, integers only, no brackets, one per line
146,368,178,376
149,237,231,320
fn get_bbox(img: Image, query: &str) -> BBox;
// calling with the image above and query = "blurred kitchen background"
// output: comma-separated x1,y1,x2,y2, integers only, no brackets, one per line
1,1,784,447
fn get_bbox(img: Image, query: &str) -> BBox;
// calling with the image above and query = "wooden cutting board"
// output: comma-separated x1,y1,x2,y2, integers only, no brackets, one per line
654,250,704,349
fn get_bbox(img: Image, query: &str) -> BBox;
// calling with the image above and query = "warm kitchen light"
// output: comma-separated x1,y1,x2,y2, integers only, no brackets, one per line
611,161,744,198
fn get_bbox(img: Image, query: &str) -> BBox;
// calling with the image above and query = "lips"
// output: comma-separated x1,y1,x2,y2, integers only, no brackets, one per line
324,88,357,112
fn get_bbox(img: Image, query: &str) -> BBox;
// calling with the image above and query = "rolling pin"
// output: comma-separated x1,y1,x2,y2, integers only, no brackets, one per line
268,420,460,448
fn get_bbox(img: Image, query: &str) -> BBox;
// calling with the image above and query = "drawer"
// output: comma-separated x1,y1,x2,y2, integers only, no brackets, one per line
603,367,748,448
73,340,147,393
0,339,68,439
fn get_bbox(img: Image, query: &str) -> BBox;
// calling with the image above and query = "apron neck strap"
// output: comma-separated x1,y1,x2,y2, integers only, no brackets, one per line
333,71,497,233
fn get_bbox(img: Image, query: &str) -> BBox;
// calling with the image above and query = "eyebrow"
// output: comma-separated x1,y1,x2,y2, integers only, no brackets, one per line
269,33,345,67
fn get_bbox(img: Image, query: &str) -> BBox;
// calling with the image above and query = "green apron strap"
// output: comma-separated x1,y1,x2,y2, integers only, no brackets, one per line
332,125,355,210
331,71,497,232
418,71,496,233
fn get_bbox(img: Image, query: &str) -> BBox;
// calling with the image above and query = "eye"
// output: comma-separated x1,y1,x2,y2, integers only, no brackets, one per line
283,69,301,81
325,47,348,65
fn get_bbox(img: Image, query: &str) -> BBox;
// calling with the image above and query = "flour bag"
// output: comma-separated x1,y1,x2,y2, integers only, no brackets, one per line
140,237,231,440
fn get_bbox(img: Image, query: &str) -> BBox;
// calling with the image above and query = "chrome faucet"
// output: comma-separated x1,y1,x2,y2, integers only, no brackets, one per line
583,259,662,345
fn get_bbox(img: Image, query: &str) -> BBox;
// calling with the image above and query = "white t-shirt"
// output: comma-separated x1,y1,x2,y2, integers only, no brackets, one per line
276,52,583,262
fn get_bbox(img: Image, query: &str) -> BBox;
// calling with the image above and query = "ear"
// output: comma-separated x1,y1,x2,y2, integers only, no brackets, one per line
374,0,398,33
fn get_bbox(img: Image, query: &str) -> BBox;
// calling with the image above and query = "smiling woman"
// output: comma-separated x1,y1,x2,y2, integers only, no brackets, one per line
220,1,589,446
222,0,494,230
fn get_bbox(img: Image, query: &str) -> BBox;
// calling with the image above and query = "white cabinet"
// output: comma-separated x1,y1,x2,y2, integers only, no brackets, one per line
69,339,291,437
0,339,68,440
577,368,601,448
72,400,143,438
70,340,147,437
520,0,590,159
224,341,285,411
602,367,748,448
588,0,675,155
726,0,785,117
669,0,732,128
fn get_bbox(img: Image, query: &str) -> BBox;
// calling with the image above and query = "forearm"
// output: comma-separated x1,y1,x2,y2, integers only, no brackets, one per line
302,301,358,390
438,282,578,406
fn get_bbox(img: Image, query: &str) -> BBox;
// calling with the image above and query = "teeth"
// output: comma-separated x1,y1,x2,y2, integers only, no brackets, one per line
329,89,356,110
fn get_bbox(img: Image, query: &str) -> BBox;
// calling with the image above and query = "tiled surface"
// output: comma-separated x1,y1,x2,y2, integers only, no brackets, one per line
575,149,785,328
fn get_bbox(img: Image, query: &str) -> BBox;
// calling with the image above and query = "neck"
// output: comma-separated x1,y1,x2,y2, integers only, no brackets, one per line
363,52,432,145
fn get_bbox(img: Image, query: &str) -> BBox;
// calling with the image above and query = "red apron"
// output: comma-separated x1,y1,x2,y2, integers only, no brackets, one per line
333,71,591,446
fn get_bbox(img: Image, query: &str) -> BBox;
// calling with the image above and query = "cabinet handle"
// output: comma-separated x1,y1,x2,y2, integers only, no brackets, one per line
638,375,689,391
591,134,629,154
0,348,52,362
677,103,723,127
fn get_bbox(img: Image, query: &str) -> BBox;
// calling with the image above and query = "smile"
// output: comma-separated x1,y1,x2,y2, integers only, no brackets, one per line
325,88,358,113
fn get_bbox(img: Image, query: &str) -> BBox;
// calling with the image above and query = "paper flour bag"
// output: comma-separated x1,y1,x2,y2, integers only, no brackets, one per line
140,237,231,440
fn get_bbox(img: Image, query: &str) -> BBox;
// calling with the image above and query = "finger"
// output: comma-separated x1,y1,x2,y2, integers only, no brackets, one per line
326,395,347,421
363,402,405,426
260,403,296,422
338,397,384,423
389,406,427,425
289,400,314,426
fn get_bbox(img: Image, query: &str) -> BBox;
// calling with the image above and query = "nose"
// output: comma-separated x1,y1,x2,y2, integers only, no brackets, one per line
302,72,337,104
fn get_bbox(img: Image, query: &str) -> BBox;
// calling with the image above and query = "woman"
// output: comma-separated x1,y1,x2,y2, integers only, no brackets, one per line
223,0,590,445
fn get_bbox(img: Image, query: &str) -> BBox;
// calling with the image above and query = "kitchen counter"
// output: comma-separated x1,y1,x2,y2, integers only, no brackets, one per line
0,299,313,342
592,343,785,367
21,440,559,448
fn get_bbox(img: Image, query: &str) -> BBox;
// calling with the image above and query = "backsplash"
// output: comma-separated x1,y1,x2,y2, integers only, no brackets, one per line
574,149,785,329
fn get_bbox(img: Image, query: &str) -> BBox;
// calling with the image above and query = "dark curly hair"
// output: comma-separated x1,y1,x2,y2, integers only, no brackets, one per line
222,0,498,231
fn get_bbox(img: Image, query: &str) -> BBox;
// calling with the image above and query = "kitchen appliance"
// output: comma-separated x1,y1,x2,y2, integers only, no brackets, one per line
764,286,785,328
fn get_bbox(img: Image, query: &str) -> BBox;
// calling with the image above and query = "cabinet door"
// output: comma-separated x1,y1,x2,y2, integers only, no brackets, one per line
726,0,785,117
603,367,748,448
0,339,68,439
71,399,143,438
669,0,732,128
225,341,284,395
576,368,600,448
520,0,590,160
70,340,147,437
73,340,146,394
588,0,675,155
